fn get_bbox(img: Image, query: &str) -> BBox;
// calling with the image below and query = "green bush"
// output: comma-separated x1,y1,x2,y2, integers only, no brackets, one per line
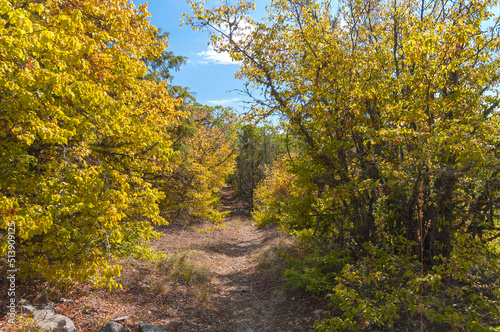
315,236,500,331
284,250,351,296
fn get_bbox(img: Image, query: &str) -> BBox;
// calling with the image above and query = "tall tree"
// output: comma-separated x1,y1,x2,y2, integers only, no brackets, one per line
186,0,500,262
0,0,184,287
187,0,500,328
143,29,188,83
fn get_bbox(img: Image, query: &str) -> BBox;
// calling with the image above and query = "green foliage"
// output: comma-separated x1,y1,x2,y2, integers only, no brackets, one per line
253,153,350,250
317,238,420,331
284,249,350,296
143,28,188,83
232,124,285,200
315,236,500,331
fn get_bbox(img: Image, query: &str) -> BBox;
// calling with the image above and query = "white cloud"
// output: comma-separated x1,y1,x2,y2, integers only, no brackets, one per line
197,19,254,66
197,46,239,65
206,98,241,105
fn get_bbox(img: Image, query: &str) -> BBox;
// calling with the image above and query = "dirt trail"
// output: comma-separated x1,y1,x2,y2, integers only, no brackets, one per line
154,185,328,331
209,222,285,331
0,185,328,331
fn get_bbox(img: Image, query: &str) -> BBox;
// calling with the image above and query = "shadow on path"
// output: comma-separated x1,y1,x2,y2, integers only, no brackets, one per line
208,222,328,332
158,185,329,332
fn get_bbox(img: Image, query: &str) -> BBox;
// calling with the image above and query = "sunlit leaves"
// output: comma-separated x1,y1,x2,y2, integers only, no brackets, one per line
157,104,237,224
188,0,500,328
0,0,184,287
187,0,500,249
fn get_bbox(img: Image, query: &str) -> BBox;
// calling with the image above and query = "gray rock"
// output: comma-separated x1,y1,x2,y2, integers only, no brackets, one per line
32,305,56,321
18,299,75,332
97,321,131,332
38,314,76,332
139,324,169,332
18,299,31,306
18,299,56,321
18,299,37,315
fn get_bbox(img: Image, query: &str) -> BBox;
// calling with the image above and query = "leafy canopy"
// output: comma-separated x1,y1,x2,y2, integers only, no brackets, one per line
0,0,185,287
187,0,500,328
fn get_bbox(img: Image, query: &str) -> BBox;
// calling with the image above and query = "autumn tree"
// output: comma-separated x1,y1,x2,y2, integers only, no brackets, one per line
0,0,185,287
187,0,500,329
139,34,238,225
155,102,238,225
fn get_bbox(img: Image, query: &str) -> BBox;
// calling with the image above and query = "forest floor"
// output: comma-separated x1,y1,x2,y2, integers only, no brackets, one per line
0,186,329,331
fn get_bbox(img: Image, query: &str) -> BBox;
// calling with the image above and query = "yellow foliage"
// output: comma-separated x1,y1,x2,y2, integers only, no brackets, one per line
0,0,184,287
158,105,237,224
253,159,296,227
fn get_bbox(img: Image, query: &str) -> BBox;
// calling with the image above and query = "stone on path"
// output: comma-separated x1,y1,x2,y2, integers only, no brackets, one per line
18,299,76,332
38,314,76,332
96,321,131,332
139,324,169,332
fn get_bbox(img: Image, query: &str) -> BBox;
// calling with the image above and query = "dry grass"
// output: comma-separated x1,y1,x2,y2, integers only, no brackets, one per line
0,245,221,330
3,315,44,332
224,215,253,228
115,248,215,305
157,249,213,286
253,236,297,278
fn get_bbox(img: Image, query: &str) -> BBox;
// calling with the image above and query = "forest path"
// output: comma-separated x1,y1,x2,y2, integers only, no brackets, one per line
6,185,329,331
153,185,328,331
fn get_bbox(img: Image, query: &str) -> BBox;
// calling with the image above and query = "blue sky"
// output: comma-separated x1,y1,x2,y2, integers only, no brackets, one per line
134,0,500,114
133,0,271,113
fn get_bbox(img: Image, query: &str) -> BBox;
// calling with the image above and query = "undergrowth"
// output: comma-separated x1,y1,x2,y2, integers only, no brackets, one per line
254,236,297,275
281,235,500,331
3,315,44,332
157,249,213,285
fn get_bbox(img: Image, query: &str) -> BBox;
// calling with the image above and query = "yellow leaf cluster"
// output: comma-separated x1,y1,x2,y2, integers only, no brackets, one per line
157,104,237,225
0,0,185,287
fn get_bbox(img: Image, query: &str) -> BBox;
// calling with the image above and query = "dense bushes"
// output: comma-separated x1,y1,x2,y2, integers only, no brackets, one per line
254,154,500,330
0,0,184,288
0,0,237,288
187,0,500,328
318,236,500,330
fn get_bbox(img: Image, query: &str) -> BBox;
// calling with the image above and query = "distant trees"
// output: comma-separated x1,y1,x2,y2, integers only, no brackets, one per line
156,103,238,224
188,0,500,329
231,125,285,201
143,29,238,225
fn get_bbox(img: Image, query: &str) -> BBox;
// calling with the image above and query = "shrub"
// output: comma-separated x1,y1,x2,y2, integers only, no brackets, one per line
316,236,500,331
